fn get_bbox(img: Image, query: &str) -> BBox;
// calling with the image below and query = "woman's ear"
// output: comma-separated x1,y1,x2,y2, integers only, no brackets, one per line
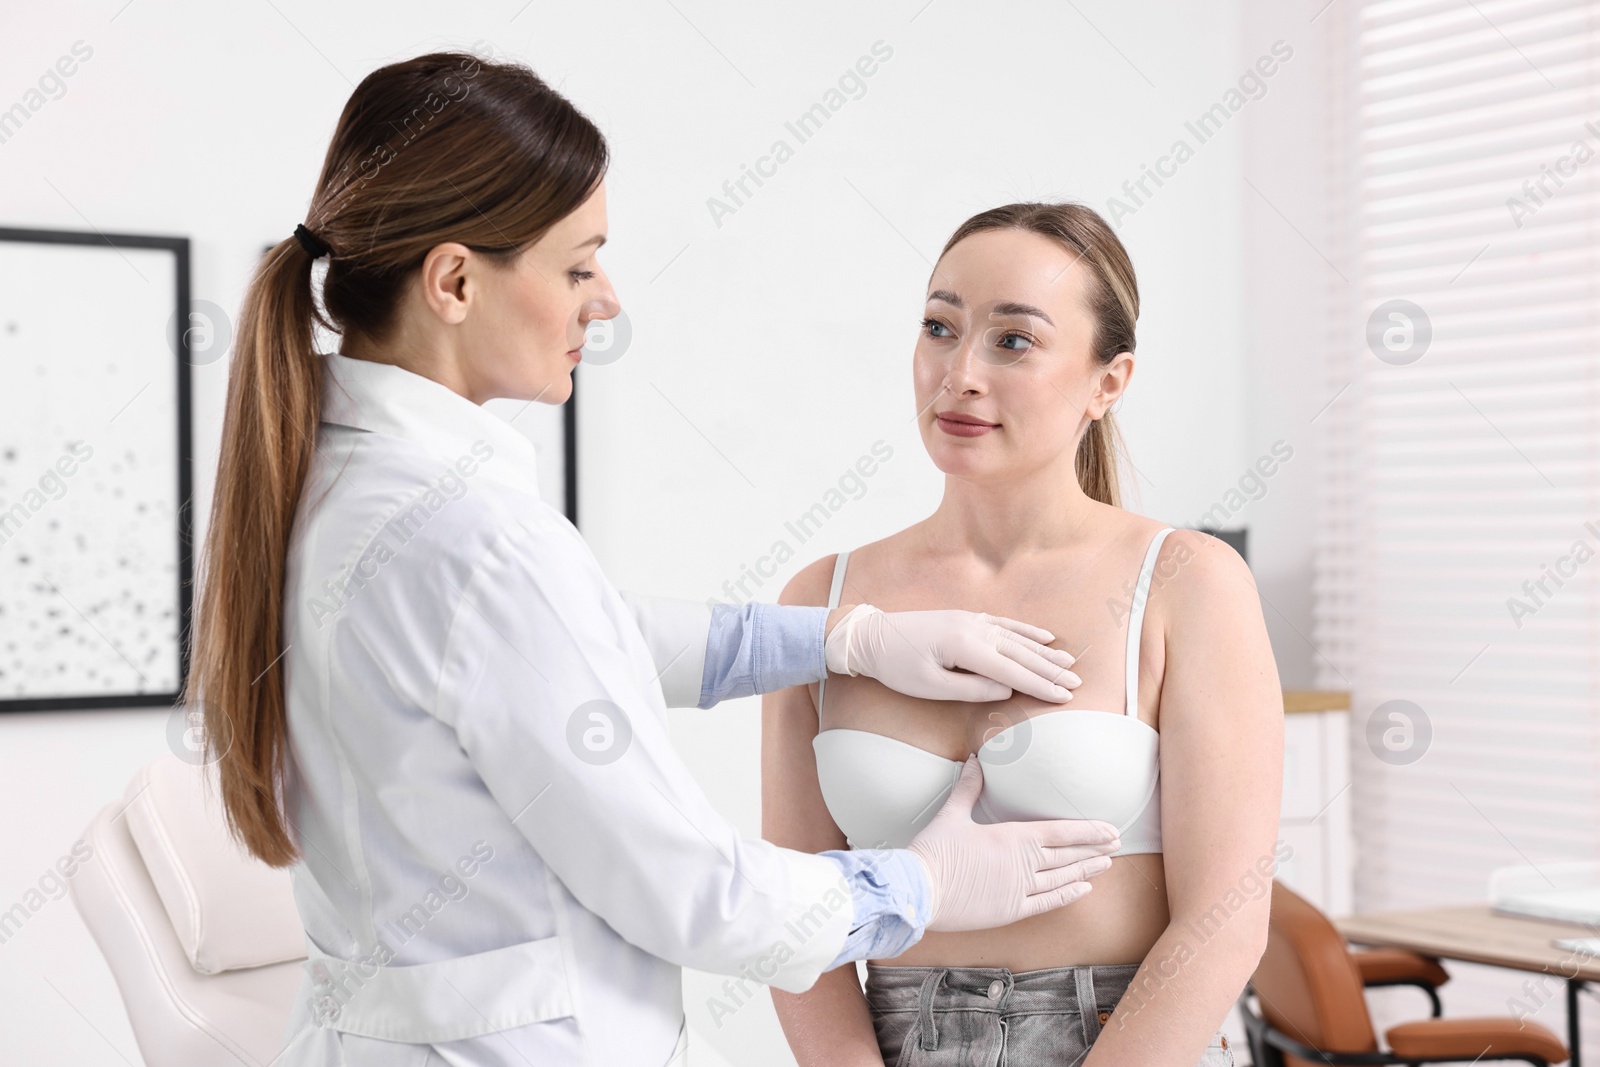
417,242,474,325
1087,351,1134,419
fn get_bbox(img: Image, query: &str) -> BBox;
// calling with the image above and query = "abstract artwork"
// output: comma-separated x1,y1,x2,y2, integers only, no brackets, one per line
0,227,192,711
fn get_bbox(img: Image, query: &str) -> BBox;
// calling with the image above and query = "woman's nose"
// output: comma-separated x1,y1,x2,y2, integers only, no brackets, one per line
581,269,622,325
943,339,988,396
581,294,621,327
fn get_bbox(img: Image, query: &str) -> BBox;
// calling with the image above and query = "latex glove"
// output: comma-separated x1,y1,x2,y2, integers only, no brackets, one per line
907,756,1120,932
825,604,1081,703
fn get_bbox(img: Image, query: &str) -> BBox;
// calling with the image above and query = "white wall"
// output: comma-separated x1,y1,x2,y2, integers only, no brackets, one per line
1236,0,1334,695
0,1,1309,1063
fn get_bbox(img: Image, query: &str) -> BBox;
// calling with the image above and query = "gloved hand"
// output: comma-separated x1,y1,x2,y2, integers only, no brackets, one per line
825,604,1081,703
906,756,1120,932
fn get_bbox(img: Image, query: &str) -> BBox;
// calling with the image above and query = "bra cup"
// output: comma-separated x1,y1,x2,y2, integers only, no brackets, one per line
978,712,1160,839
812,730,962,850
811,529,1174,857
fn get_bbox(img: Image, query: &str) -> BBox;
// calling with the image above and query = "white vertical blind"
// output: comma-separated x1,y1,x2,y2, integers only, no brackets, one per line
1316,0,1600,1048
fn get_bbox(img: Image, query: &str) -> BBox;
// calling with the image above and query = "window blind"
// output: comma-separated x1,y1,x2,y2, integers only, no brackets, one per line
1315,0,1600,1047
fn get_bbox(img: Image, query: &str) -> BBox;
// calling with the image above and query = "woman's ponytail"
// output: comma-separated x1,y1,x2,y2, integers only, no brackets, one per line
182,236,325,866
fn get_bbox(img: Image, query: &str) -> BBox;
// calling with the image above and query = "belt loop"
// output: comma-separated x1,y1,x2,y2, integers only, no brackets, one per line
917,968,948,1051
1075,966,1101,1046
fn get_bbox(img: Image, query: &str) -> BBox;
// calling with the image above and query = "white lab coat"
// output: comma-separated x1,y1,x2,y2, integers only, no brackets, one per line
273,353,853,1066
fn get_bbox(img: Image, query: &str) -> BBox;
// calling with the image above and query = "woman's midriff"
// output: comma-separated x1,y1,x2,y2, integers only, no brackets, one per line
877,853,1170,969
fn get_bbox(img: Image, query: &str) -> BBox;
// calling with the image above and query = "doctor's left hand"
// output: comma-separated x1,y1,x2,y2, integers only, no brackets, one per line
824,604,1082,703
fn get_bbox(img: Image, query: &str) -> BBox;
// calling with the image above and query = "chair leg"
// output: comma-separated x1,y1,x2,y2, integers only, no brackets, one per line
1238,986,1282,1067
1568,978,1585,1067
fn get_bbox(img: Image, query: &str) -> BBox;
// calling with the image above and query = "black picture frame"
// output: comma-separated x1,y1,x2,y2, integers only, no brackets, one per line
0,225,193,713
564,372,578,526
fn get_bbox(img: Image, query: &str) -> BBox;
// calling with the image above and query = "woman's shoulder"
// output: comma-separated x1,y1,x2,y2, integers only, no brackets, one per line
777,555,839,608
1136,519,1257,624
777,527,922,608
1108,511,1230,576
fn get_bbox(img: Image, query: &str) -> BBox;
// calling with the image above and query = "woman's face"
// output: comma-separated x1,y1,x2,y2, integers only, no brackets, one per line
452,180,620,405
912,228,1132,486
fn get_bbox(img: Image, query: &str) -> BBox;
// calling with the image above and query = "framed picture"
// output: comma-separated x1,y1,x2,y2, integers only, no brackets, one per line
0,226,192,712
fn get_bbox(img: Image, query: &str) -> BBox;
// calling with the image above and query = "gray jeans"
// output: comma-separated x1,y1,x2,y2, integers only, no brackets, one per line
864,962,1236,1067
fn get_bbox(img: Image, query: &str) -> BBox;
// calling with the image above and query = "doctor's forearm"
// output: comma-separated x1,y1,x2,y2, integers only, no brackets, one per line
696,601,828,706
697,602,863,705
619,593,830,707
818,848,929,967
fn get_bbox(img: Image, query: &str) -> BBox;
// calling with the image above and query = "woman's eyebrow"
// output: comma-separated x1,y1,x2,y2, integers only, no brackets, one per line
927,289,1054,326
990,300,1054,326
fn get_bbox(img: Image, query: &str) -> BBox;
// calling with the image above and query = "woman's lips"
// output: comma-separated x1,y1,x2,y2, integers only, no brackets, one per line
567,348,582,363
935,413,998,437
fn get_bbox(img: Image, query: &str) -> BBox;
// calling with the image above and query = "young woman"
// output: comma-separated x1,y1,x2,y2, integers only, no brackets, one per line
184,53,1127,1066
764,203,1286,1066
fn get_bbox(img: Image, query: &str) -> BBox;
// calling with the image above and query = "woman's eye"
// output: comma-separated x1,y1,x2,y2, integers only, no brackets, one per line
997,332,1033,353
921,317,952,338
570,269,596,283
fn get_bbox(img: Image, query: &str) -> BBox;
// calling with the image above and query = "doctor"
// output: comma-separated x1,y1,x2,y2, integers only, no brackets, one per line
185,51,1122,1066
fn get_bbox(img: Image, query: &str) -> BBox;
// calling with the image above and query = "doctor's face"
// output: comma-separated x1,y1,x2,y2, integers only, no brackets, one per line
464,181,620,406
912,228,1131,486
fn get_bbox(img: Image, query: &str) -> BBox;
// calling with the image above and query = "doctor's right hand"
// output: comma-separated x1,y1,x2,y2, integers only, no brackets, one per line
906,756,1121,932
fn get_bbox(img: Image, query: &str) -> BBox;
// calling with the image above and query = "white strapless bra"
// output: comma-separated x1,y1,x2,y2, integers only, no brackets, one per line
811,527,1174,856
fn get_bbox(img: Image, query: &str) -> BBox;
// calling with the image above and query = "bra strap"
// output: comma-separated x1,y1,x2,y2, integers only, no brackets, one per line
1125,528,1176,718
817,551,852,716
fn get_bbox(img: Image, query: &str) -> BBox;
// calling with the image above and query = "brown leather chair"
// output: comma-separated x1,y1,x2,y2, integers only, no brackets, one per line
1238,881,1568,1066
1350,946,1451,1018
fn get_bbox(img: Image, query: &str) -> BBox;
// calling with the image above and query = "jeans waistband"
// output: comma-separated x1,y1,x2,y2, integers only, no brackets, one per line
863,962,1144,1054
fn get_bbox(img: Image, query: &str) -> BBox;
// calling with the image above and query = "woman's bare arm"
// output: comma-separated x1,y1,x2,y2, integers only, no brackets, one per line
763,555,887,1067
1084,531,1286,1066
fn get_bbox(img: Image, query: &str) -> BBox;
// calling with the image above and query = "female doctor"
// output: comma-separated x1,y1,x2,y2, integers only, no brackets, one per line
186,52,1124,1066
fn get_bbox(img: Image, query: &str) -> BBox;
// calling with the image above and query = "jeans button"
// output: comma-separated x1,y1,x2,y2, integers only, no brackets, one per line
987,979,1004,1000
1098,1010,1111,1024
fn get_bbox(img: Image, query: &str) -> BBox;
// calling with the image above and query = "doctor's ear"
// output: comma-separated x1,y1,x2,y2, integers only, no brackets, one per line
1086,351,1134,420
417,242,475,325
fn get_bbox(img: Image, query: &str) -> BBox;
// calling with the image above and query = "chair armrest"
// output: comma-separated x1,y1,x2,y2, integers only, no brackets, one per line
1385,1016,1568,1065
1351,947,1450,988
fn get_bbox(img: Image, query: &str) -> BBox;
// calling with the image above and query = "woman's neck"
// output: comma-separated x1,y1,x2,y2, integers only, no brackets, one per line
922,463,1102,567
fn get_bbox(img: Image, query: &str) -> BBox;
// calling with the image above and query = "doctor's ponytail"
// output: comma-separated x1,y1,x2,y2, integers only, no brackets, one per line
184,50,608,866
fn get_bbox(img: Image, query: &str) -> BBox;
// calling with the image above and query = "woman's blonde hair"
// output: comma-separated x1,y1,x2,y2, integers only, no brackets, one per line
937,202,1139,507
183,51,608,866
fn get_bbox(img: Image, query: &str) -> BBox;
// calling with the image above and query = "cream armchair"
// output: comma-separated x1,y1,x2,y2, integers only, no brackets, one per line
68,754,306,1067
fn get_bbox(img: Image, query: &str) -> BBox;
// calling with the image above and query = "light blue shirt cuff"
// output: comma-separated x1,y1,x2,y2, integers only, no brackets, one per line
819,849,930,969
698,602,827,708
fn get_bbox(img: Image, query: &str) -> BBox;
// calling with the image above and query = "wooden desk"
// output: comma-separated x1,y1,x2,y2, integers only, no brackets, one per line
1336,905,1600,1066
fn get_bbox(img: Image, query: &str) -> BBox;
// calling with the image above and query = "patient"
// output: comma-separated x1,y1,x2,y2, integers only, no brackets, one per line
762,202,1285,1066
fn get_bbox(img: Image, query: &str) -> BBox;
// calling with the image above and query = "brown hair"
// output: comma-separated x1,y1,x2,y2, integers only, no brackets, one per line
936,202,1139,508
183,51,608,866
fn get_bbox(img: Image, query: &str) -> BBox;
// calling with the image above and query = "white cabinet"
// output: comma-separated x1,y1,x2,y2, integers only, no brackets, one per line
1275,708,1353,919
